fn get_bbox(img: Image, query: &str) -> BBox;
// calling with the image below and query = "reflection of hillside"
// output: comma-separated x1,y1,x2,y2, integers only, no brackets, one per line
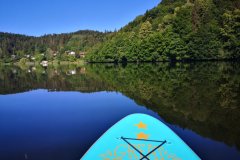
86,62,240,149
0,65,111,95
1,62,240,150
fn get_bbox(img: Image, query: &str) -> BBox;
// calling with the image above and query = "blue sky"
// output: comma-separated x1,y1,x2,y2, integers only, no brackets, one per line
0,0,160,36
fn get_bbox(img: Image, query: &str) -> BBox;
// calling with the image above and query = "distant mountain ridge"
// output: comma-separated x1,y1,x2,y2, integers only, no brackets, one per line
0,30,110,63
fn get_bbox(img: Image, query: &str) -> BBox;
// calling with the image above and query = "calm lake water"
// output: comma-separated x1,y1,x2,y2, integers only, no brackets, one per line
0,62,240,160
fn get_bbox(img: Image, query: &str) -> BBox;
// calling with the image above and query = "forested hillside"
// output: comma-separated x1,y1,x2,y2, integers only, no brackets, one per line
0,30,109,63
1,0,239,63
86,0,240,62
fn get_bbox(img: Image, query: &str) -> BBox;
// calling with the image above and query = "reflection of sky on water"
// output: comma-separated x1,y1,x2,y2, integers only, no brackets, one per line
0,90,239,160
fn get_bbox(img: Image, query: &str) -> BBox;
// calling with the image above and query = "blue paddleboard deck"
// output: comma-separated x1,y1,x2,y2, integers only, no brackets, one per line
81,114,201,160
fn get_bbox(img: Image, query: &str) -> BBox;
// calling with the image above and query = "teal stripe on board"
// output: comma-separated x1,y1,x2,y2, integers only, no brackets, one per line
81,114,201,160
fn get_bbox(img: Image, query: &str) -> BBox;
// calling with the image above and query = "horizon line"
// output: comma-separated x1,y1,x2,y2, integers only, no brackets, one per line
0,28,117,37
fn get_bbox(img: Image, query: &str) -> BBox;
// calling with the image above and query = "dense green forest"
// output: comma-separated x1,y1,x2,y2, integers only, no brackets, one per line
86,0,240,62
0,30,109,63
86,63,240,148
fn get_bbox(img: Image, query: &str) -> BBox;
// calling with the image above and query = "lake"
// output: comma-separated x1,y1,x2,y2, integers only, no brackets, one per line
0,62,240,160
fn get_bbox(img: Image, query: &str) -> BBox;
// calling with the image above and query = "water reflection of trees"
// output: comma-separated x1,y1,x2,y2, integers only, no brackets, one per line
0,65,109,94
87,62,240,149
0,62,239,149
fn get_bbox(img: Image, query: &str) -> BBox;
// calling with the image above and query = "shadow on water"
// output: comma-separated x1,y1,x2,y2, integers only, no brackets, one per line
0,62,240,160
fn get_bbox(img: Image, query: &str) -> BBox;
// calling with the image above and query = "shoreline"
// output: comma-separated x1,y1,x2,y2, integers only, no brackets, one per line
0,60,85,66
1,58,239,66
86,58,240,64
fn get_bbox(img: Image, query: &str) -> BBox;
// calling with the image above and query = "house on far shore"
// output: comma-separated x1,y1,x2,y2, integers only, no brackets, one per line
70,51,76,55
79,52,86,58
65,51,85,58
65,51,76,56
40,61,48,67
67,69,76,75
11,55,16,59
80,67,86,74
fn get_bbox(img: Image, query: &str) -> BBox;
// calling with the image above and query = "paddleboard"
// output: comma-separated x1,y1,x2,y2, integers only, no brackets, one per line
81,113,201,160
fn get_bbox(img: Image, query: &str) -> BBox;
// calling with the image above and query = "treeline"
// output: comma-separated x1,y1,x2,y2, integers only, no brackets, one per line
86,0,240,62
0,30,109,63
